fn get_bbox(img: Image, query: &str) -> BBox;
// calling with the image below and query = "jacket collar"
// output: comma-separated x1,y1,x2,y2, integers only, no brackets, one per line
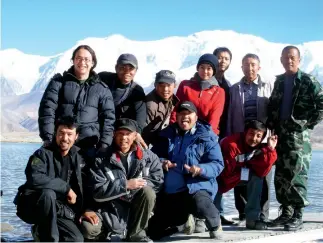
63,66,101,85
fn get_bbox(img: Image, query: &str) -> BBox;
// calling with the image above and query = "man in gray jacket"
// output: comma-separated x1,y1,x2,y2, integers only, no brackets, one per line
217,53,273,224
80,118,163,242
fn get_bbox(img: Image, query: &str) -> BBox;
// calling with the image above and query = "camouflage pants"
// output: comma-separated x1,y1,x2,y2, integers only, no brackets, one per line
274,128,311,208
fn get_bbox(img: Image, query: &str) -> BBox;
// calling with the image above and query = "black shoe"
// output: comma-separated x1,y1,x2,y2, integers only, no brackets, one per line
246,219,268,230
284,208,303,231
269,205,294,227
220,215,234,225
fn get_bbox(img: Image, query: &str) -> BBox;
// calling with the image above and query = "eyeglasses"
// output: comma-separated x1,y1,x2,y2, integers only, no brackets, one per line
75,57,92,64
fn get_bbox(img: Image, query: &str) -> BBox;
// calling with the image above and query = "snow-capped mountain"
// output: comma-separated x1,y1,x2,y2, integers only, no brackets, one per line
1,30,323,133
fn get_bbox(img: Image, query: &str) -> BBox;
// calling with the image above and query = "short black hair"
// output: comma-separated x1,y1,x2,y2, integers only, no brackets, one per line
55,116,79,133
244,120,267,139
282,45,301,57
242,53,260,63
213,47,232,60
71,45,97,71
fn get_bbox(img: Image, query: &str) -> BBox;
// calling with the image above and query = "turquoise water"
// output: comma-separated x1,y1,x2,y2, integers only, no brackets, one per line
1,142,322,240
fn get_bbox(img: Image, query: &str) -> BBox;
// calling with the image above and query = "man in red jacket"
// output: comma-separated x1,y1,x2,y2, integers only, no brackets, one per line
217,120,277,230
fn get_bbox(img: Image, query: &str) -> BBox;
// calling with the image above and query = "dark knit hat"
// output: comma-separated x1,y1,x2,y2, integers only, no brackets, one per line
196,54,218,72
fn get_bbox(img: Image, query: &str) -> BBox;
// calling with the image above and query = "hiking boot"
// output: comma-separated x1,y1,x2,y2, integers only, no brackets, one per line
209,224,223,240
194,218,206,233
246,219,268,230
31,225,40,242
269,205,294,227
183,214,195,235
284,208,303,231
220,215,234,225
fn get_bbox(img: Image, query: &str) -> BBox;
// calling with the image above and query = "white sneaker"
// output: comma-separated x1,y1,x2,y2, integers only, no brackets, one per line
183,214,195,235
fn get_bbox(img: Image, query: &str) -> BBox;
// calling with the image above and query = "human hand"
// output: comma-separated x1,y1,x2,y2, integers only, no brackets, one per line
67,189,77,204
162,160,177,171
126,178,147,190
267,135,278,149
184,164,202,177
80,211,99,225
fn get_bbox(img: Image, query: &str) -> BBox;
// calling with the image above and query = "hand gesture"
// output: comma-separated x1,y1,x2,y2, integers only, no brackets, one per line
67,188,77,204
127,178,147,190
267,135,278,149
184,164,202,177
162,160,177,171
80,211,99,225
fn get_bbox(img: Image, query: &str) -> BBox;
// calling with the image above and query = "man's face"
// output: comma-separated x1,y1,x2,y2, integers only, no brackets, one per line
73,48,94,77
116,64,137,84
216,51,231,73
155,82,175,101
280,48,300,74
114,129,137,152
242,57,261,82
55,125,78,154
245,128,264,147
197,63,214,80
176,110,198,131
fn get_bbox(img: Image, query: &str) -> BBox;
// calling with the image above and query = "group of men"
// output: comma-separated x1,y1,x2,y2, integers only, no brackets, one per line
13,44,323,242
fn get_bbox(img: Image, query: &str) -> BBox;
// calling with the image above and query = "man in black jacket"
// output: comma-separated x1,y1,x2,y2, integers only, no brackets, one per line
14,117,85,242
80,118,163,242
98,54,147,147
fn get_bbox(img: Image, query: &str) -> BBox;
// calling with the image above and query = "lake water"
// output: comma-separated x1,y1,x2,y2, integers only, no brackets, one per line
1,142,323,241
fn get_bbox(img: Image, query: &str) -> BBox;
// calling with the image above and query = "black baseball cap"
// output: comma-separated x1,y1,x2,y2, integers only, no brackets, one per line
155,70,176,84
177,101,197,113
115,118,138,132
117,54,138,69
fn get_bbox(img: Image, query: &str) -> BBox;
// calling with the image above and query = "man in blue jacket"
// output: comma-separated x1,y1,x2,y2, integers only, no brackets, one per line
148,101,224,240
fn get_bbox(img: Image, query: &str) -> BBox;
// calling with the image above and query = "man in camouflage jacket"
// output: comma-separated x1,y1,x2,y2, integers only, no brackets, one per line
267,46,323,231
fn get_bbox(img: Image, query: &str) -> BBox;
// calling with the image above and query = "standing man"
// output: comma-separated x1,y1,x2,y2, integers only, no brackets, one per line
99,54,147,147
224,53,273,223
267,46,323,231
142,70,179,146
14,117,84,242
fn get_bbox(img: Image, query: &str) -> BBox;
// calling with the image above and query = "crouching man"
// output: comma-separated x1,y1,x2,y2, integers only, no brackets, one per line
14,117,84,242
148,101,224,240
217,120,277,230
81,118,163,242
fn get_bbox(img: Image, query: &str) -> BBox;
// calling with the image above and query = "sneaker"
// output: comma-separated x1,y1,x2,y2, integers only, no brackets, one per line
246,219,268,230
209,224,223,240
269,205,294,227
235,213,246,226
194,218,206,233
31,225,40,242
220,215,234,225
183,214,195,235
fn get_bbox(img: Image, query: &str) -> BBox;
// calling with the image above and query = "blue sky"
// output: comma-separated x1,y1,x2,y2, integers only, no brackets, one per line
2,0,323,56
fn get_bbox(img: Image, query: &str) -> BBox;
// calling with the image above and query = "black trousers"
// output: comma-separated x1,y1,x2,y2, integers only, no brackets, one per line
148,190,220,240
16,189,83,242
234,170,272,219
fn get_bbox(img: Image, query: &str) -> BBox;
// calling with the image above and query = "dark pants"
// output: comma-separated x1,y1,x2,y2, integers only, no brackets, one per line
15,189,83,242
81,186,156,241
148,190,220,240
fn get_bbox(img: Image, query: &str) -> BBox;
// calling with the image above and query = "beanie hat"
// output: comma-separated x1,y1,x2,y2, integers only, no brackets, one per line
196,54,218,72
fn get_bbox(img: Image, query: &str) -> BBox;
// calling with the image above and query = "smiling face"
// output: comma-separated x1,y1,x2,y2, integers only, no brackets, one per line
281,48,300,75
197,63,214,80
245,128,265,147
116,64,137,84
176,109,198,131
155,82,175,101
242,57,261,82
114,129,137,153
55,125,78,156
72,48,94,78
216,51,231,73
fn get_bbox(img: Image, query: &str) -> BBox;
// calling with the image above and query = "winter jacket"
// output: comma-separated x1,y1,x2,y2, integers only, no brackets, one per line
152,120,224,200
267,69,323,132
88,145,163,234
170,79,225,135
218,77,231,139
16,144,85,214
38,67,115,148
227,75,273,136
218,133,277,193
98,72,147,133
142,90,179,145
